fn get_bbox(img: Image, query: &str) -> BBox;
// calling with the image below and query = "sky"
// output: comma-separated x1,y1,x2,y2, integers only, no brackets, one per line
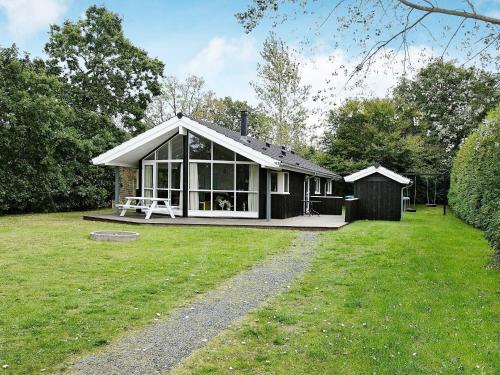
0,0,498,129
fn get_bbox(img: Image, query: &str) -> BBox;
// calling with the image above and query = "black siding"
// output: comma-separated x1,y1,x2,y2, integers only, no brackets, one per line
258,170,305,219
314,197,343,215
353,173,403,221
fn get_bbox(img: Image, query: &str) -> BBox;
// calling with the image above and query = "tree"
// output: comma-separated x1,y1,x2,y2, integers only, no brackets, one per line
145,75,215,126
0,46,122,213
200,96,273,140
448,105,500,256
393,59,499,154
252,33,311,149
237,1,499,81
321,98,421,175
45,5,164,134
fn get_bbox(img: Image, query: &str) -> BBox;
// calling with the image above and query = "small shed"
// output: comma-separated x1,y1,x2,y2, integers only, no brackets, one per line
344,166,410,221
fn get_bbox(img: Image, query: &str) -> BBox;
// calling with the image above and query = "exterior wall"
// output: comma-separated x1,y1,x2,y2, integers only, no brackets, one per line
119,167,138,203
257,171,342,219
258,170,305,219
314,197,343,215
353,173,403,221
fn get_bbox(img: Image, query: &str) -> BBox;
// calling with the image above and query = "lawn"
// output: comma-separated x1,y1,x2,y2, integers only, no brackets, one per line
0,211,296,374
174,207,499,374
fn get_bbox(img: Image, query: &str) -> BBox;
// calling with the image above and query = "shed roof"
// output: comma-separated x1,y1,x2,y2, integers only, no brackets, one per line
344,165,410,185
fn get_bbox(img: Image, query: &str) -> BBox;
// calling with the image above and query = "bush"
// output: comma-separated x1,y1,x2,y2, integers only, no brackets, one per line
448,106,500,255
0,46,123,214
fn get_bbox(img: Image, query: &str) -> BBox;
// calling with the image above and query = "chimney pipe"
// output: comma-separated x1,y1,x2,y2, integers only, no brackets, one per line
240,110,248,138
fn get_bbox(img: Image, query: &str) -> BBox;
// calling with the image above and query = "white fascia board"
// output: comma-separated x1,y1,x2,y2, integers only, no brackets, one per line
92,116,280,169
92,117,181,165
180,117,280,168
344,166,377,182
377,166,411,184
281,163,339,179
344,165,410,184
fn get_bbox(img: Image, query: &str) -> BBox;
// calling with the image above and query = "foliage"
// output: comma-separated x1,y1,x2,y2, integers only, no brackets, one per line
0,211,295,373
394,59,499,153
236,1,499,84
0,46,122,213
200,96,273,140
145,77,275,141
45,5,164,134
321,98,421,175
448,106,500,254
145,75,215,126
252,33,311,149
175,207,499,374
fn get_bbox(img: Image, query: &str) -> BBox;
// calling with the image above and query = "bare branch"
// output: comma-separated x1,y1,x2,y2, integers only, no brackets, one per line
357,11,432,73
461,35,500,66
398,0,500,25
442,17,467,58
319,0,346,28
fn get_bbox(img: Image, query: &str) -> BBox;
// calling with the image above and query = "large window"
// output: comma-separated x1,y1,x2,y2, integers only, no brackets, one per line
142,134,184,210
188,132,259,215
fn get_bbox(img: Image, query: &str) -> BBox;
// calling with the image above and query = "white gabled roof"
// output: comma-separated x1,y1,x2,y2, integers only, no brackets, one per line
92,116,281,168
344,165,410,185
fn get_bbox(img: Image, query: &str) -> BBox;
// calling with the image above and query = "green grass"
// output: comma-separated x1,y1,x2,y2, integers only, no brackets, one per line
174,207,499,374
0,210,296,374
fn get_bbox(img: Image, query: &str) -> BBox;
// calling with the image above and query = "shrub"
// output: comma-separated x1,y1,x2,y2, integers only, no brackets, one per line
448,106,500,255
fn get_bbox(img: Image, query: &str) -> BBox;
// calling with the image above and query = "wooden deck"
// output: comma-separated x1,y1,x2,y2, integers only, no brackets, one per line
83,213,348,231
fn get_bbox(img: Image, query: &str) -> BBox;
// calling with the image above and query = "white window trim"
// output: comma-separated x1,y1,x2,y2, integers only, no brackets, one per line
271,172,290,195
325,179,332,194
187,131,260,215
314,177,321,194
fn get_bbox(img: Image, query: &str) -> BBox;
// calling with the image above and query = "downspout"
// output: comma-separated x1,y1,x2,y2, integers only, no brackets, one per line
266,169,271,221
114,166,120,215
400,184,408,220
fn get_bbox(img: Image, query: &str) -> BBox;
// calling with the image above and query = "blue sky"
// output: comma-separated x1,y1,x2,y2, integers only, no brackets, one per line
0,0,498,110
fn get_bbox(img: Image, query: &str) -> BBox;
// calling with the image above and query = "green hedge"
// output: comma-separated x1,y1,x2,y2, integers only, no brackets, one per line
448,106,500,254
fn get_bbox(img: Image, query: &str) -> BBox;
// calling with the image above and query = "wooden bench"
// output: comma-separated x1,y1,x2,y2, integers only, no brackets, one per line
117,197,175,219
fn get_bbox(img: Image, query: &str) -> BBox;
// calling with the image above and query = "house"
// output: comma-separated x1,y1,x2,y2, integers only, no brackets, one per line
344,165,410,221
92,112,342,220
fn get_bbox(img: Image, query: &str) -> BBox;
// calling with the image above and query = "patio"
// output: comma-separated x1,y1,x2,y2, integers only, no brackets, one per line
83,212,348,231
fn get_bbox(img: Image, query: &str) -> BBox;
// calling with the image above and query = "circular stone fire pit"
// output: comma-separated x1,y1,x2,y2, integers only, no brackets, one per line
90,230,139,242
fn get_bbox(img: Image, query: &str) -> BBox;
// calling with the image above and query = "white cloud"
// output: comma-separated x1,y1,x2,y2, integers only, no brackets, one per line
179,36,434,140
179,36,259,101
0,0,69,40
299,46,434,138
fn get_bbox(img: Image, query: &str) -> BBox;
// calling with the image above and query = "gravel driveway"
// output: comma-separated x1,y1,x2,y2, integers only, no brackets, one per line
70,231,319,375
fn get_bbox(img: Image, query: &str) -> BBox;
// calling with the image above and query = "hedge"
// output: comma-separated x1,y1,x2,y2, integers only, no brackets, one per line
448,106,500,255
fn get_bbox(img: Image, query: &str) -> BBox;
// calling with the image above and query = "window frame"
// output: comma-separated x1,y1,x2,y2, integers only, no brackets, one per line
314,177,321,195
270,172,290,195
187,131,259,216
325,179,332,195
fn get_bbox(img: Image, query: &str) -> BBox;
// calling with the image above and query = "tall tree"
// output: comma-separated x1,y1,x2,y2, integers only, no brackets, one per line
0,45,121,213
145,75,215,126
237,1,499,81
45,5,164,134
200,96,273,140
321,98,423,175
393,59,499,154
252,33,310,149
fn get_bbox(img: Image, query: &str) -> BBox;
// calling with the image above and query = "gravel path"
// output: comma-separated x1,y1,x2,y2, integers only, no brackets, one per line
70,232,318,375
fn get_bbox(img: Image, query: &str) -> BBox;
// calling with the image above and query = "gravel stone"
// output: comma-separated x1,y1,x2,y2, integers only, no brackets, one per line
69,232,319,375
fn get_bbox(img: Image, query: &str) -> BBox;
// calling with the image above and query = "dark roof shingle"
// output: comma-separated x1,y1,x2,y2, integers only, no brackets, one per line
191,117,341,179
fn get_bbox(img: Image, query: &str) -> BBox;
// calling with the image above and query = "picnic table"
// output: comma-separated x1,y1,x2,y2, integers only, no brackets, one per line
117,196,175,219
